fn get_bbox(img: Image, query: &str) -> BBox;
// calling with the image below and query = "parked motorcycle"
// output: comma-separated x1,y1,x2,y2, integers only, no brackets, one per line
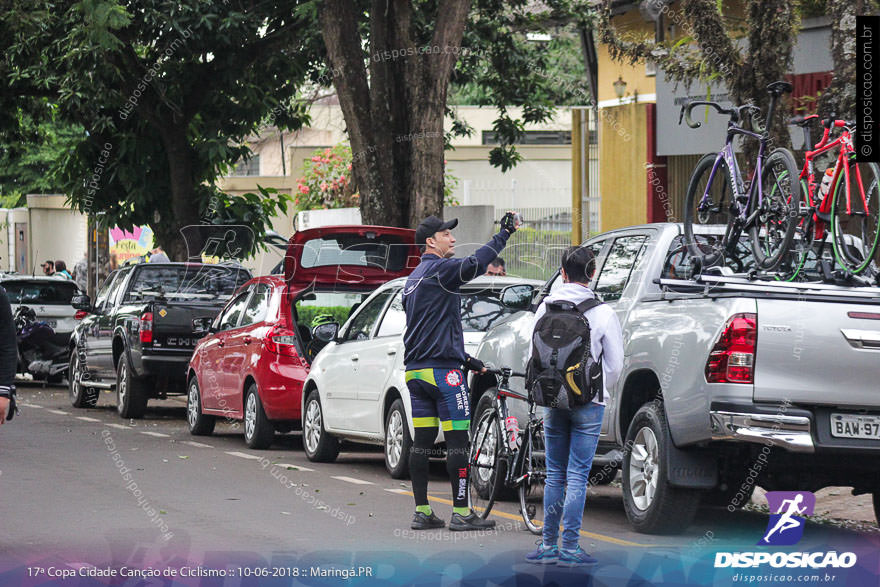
14,306,68,384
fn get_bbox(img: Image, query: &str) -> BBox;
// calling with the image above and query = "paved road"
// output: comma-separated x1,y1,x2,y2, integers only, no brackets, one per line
1,384,878,586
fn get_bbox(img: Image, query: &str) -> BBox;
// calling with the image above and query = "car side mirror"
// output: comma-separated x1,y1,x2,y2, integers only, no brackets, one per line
192,316,215,336
71,294,91,311
312,322,339,344
500,284,535,310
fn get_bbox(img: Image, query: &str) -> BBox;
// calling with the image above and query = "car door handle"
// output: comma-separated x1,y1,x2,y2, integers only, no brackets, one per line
387,349,397,355
218,340,225,347
243,336,252,344
351,355,359,361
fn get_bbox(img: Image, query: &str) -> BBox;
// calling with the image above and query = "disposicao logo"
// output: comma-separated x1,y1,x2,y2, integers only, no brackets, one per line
714,491,857,570
759,491,815,546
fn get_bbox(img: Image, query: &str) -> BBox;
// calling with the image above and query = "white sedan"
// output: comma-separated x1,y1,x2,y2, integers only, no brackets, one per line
300,275,543,478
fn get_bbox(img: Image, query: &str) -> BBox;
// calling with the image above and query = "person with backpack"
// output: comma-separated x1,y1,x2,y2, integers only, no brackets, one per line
524,245,623,567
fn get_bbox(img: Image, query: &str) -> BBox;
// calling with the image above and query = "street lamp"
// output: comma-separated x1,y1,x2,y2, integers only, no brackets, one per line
613,75,627,101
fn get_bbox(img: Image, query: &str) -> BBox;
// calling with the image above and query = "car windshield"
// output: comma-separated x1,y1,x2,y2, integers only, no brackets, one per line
125,265,250,301
298,233,409,271
2,280,80,304
460,291,518,332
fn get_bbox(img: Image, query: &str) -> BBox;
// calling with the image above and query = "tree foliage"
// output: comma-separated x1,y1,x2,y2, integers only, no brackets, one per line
598,0,798,152
1,0,323,259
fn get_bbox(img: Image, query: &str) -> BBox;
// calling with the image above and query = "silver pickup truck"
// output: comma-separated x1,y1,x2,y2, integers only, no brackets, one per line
469,222,880,534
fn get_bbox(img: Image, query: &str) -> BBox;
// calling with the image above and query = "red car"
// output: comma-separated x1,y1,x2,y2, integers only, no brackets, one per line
186,225,419,448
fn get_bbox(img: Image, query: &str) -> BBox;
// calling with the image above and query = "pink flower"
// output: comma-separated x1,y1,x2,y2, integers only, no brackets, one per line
298,185,309,194
340,174,346,182
346,163,352,170
311,156,322,162
324,148,331,156
320,182,328,191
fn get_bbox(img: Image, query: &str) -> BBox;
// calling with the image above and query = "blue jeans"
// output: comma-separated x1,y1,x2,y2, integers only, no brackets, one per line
541,402,605,550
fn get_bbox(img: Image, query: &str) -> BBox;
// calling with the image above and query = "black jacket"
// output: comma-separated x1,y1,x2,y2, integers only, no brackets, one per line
402,230,510,370
0,287,17,396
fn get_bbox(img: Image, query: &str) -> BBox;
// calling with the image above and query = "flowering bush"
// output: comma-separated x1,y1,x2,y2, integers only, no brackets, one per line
295,145,358,209
296,144,461,209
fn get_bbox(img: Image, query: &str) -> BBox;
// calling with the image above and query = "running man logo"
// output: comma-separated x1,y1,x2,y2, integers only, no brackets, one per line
758,491,816,546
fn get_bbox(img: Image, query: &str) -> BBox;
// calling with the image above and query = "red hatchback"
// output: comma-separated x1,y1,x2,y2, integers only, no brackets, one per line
186,225,419,448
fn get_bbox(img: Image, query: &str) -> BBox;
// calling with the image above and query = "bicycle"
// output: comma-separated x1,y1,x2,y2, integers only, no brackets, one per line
680,81,799,272
467,367,546,535
782,114,880,279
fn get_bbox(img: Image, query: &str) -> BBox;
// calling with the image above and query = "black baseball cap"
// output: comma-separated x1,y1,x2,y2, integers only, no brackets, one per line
415,215,458,245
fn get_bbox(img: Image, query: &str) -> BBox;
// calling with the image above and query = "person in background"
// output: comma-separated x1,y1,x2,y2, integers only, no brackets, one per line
0,286,17,426
485,257,506,276
146,248,170,263
41,260,55,276
73,254,88,291
54,260,72,279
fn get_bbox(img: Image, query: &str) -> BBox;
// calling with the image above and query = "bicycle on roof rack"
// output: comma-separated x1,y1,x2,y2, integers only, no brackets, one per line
680,81,800,274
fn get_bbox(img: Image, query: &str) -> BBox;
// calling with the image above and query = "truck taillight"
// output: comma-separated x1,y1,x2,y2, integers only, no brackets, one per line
139,312,153,343
263,324,301,359
705,313,756,384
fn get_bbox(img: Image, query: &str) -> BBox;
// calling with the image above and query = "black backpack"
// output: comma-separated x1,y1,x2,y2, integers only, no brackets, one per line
526,298,604,409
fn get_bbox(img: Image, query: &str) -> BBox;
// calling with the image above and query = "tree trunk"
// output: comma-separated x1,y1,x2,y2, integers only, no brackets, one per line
320,0,470,229
818,0,862,121
153,127,200,260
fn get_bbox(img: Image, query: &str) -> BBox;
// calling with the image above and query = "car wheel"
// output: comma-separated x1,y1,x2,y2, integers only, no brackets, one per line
384,398,412,479
244,383,274,449
116,358,148,419
69,350,97,408
187,376,215,436
302,389,339,462
622,402,701,534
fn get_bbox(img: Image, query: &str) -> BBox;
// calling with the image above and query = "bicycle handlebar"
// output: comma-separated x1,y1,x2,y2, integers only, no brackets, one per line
486,367,526,379
679,101,761,130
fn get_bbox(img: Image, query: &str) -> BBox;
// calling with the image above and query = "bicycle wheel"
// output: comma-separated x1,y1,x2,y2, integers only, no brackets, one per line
518,420,546,535
683,153,735,268
831,161,880,274
749,148,800,271
468,409,503,519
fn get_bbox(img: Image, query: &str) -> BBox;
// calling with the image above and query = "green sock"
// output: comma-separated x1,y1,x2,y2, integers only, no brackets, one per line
416,505,432,516
453,506,470,516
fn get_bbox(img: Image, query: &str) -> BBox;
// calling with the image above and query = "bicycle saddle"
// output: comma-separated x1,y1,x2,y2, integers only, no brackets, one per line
789,114,817,127
766,81,793,95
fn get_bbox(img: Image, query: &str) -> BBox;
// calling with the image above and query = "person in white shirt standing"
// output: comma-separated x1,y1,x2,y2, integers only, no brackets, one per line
525,245,623,567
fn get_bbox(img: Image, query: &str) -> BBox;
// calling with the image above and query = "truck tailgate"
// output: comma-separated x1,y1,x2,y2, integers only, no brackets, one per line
754,298,880,407
150,302,223,352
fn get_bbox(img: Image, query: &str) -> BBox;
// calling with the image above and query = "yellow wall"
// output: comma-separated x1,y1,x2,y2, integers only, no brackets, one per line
599,103,648,231
597,11,657,104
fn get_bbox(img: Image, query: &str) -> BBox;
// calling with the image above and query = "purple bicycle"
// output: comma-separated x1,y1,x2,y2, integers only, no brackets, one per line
680,81,799,271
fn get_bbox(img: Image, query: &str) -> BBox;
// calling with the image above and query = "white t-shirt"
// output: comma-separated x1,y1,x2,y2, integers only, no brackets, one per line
531,282,624,405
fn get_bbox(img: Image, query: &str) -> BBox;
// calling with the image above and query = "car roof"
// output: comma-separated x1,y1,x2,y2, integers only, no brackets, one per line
0,275,80,283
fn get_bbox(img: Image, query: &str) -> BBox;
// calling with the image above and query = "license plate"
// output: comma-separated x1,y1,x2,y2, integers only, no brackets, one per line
830,413,880,440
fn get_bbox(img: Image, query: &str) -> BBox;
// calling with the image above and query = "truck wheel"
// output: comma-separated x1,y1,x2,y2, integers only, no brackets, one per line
244,383,274,449
69,350,97,408
187,376,215,436
384,398,411,479
622,402,701,534
302,389,339,462
116,358,148,419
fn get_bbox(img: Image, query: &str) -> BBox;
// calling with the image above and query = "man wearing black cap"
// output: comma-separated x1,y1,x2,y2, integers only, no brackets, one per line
402,211,519,531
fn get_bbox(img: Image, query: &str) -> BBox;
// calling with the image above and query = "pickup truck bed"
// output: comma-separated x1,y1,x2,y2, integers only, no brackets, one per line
470,223,880,534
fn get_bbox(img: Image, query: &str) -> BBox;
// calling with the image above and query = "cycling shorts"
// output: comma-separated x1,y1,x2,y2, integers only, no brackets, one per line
405,367,470,432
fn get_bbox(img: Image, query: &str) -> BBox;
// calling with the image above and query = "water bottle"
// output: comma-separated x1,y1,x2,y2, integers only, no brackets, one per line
504,416,520,450
818,168,834,199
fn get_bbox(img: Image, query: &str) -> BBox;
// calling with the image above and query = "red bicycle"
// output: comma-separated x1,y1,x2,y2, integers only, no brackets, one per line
784,115,880,279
